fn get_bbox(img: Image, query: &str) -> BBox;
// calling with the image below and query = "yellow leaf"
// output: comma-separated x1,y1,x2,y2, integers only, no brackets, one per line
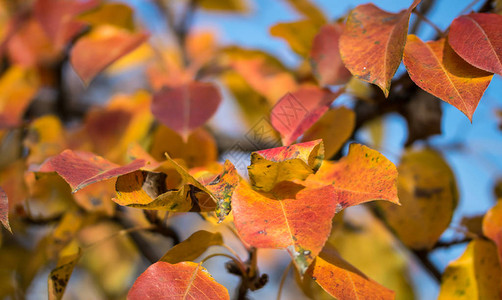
439,239,502,300
377,148,458,250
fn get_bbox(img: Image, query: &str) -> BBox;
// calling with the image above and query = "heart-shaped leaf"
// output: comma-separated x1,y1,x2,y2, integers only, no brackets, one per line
403,35,493,121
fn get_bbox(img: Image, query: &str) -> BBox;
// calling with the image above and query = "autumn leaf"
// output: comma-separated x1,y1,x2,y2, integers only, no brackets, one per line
77,2,135,31
270,86,341,146
247,139,324,192
205,160,240,222
483,200,502,264
0,187,10,233
438,239,502,300
151,82,222,140
0,66,40,128
232,181,338,274
198,0,248,13
329,208,414,300
150,126,217,167
128,261,230,300
310,143,399,209
449,13,502,76
35,0,99,49
306,243,395,300
301,107,355,159
70,25,148,84
36,149,146,192
160,230,223,264
114,155,237,213
48,249,82,300
403,35,493,121
339,0,421,97
310,23,352,86
284,0,327,25
270,20,320,57
24,115,67,165
376,148,458,250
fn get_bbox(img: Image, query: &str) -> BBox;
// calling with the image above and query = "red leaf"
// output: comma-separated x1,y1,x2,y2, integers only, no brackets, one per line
307,243,395,300
0,187,11,233
311,143,399,209
35,0,99,49
151,82,222,140
449,13,502,76
271,86,340,145
37,149,146,192
70,26,148,84
232,182,338,274
339,0,420,96
310,23,352,86
403,35,493,121
128,261,230,300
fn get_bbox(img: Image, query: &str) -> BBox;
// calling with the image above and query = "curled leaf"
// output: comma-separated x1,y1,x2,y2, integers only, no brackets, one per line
206,160,239,222
128,261,230,300
248,139,324,192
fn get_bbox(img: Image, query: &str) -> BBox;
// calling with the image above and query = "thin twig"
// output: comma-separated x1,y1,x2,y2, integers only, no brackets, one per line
276,262,292,300
83,225,155,250
459,0,482,15
433,237,472,249
412,10,444,37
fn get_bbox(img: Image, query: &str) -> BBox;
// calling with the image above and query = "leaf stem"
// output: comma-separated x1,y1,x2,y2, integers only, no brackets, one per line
459,0,482,15
201,253,248,277
82,224,155,250
276,262,292,300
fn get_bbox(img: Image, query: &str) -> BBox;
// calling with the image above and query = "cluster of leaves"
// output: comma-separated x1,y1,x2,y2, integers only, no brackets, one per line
0,0,502,299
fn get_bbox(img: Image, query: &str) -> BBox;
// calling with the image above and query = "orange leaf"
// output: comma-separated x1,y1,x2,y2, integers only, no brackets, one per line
151,82,222,140
128,261,230,300
310,23,352,86
0,187,10,233
311,143,399,209
271,86,340,145
36,149,146,192
483,201,502,264
247,139,324,192
150,126,217,167
232,181,338,274
205,160,240,222
70,25,148,84
449,13,502,76
339,0,420,96
35,0,99,49
307,243,395,300
403,35,493,121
